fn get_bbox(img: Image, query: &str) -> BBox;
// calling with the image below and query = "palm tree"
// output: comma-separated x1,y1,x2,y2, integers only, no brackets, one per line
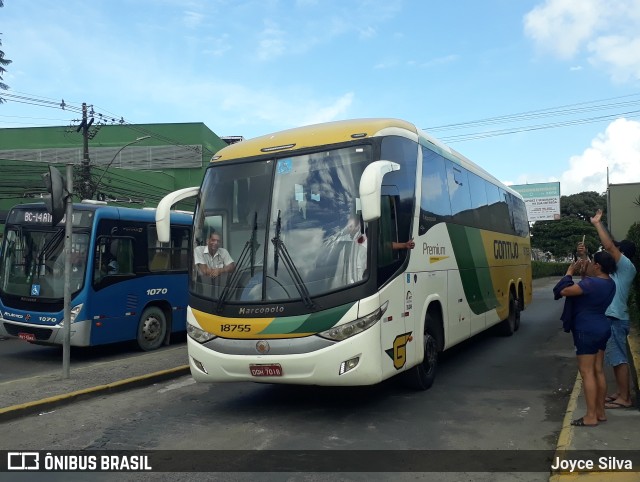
0,0,12,102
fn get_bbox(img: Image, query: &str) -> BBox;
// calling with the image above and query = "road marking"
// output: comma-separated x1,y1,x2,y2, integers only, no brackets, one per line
157,378,196,393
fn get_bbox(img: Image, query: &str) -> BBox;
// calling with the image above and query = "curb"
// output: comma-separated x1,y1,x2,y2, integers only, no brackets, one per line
0,365,190,423
549,323,640,481
549,374,582,481
628,323,640,410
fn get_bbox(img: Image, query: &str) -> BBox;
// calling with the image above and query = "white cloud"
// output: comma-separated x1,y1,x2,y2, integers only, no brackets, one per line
588,35,640,83
524,0,640,82
204,34,232,57
256,20,286,61
300,92,354,126
560,118,640,194
183,11,204,29
524,0,603,58
358,26,377,40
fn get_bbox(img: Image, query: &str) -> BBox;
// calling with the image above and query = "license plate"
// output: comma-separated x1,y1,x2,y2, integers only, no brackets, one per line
18,332,36,342
249,364,283,377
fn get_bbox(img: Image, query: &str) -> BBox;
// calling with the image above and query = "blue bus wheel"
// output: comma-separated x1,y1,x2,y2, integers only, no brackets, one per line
137,306,167,351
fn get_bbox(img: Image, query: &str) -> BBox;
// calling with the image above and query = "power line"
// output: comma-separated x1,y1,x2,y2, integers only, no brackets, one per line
425,92,640,131
437,110,640,143
424,92,640,143
1,90,209,156
4,89,640,148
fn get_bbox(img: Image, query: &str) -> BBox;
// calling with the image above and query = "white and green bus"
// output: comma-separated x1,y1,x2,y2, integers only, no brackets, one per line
156,118,532,389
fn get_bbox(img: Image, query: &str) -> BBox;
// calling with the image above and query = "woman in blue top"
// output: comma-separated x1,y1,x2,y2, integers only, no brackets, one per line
560,250,617,427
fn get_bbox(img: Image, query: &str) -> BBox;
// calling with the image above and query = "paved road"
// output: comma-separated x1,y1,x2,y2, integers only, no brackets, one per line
0,277,577,481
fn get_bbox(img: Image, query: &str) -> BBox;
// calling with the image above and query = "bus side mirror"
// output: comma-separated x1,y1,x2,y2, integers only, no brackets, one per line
41,166,69,226
359,160,400,222
155,186,199,243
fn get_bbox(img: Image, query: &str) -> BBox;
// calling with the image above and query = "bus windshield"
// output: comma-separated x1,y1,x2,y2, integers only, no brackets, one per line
193,145,372,303
0,226,89,298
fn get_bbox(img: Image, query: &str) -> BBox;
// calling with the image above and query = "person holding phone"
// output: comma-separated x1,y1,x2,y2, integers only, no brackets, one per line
557,250,617,426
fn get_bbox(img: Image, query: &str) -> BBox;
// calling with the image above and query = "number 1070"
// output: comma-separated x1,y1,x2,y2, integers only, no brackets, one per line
146,288,168,295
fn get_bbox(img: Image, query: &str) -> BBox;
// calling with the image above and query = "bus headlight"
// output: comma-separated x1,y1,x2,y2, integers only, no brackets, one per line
70,304,83,323
318,301,388,341
187,321,217,343
58,304,84,326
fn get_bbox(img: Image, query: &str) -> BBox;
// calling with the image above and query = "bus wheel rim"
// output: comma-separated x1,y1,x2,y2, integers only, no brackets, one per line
142,316,160,342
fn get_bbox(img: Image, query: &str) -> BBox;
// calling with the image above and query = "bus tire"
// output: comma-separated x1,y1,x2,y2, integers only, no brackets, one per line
137,306,167,351
402,314,439,391
498,292,519,336
514,291,522,332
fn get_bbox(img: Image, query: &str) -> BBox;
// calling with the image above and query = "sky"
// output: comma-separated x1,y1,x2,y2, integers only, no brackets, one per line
1,0,640,196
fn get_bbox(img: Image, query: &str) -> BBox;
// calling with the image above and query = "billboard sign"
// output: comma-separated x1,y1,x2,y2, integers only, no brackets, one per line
510,182,561,222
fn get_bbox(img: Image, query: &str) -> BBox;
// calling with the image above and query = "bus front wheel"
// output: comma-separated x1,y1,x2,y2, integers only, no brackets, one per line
137,307,167,351
402,314,439,391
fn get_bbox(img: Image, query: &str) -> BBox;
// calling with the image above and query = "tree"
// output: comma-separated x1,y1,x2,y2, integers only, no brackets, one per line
560,191,605,221
530,191,607,258
0,0,12,102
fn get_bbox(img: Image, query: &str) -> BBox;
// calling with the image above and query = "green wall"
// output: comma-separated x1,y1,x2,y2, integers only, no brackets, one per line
0,122,227,219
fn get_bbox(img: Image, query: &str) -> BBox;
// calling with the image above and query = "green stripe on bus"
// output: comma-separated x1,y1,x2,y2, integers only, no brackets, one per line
294,303,355,334
257,302,355,335
447,224,494,315
257,314,311,335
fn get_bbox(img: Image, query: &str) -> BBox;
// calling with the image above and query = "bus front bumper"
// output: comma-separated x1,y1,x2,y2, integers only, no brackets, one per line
0,317,92,346
186,326,385,387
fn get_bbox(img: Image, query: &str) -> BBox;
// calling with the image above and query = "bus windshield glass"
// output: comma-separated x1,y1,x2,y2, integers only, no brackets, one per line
193,145,372,303
0,226,90,298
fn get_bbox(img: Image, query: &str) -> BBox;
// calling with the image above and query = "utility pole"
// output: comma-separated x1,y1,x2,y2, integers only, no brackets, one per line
76,102,94,199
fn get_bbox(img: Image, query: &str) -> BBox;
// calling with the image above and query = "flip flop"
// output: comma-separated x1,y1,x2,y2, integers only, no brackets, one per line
571,417,598,427
605,401,632,409
605,395,617,402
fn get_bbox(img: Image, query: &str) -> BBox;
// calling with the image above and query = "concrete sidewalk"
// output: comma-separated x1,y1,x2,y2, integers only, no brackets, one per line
0,344,189,422
550,323,640,481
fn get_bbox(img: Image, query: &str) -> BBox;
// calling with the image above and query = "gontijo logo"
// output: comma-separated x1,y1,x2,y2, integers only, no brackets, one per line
494,240,519,260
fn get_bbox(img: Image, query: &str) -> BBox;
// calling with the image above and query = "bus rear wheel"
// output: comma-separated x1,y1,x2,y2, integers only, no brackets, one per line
402,315,439,390
137,307,167,351
498,292,519,336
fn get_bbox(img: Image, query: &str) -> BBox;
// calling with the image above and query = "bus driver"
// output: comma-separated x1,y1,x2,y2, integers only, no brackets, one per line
194,231,236,278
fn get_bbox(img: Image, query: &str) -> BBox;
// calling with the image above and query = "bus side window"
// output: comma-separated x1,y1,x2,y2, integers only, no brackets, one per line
150,251,171,271
115,239,134,274
93,237,134,282
378,195,399,267
94,238,109,282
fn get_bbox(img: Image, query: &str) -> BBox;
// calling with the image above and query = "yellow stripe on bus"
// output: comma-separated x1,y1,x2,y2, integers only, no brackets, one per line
191,308,315,339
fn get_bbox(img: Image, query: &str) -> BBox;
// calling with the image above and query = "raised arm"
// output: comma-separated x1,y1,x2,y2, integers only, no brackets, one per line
560,259,585,297
590,209,621,262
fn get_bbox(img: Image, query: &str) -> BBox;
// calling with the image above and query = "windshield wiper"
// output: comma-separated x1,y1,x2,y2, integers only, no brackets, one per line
37,228,65,265
249,211,258,277
216,212,259,312
271,210,316,309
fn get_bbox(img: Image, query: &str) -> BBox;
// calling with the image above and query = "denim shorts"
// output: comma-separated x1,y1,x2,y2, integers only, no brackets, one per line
572,329,610,356
605,318,630,366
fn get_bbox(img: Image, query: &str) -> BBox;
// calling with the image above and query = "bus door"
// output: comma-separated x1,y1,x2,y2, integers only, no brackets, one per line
90,235,138,344
446,265,471,344
378,190,411,372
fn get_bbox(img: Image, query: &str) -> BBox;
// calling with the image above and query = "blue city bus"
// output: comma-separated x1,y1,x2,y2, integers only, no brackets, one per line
0,202,192,350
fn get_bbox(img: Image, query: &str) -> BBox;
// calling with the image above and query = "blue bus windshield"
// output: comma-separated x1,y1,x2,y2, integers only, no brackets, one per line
1,227,89,298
